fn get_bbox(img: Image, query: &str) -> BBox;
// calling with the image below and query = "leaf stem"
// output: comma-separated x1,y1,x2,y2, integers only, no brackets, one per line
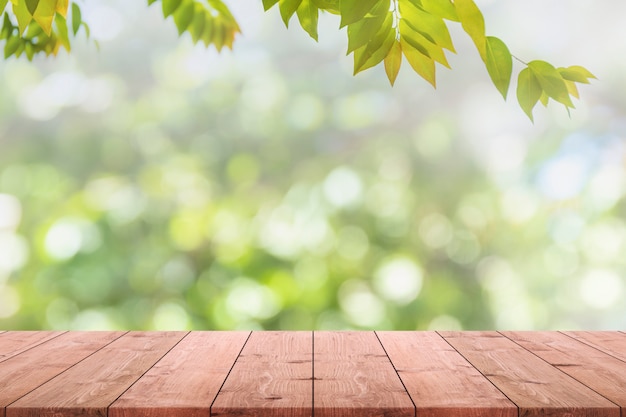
512,54,528,66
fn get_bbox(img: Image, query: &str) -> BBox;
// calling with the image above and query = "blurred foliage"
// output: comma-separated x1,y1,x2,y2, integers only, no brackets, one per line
0,1,624,331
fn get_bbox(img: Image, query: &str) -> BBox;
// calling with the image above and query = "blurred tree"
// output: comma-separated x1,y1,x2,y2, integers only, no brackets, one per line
1,0,594,119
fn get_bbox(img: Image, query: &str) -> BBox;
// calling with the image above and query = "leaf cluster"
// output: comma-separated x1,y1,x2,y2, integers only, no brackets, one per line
0,0,595,119
1,0,87,60
149,0,240,51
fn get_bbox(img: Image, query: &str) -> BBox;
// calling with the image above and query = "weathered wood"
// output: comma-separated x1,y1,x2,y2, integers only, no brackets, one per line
6,331,186,417
563,331,626,362
314,331,414,417
0,331,124,417
0,331,65,364
377,331,516,417
505,331,626,412
441,331,619,417
211,331,312,417
110,331,250,417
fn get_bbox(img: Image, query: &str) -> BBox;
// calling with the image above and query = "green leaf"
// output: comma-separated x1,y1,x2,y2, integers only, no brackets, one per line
517,67,542,121
401,36,436,87
173,0,195,35
346,4,387,54
454,0,486,59
528,60,573,108
212,17,225,51
263,0,279,11
25,41,34,60
188,5,206,43
420,0,458,21
312,0,338,13
4,35,20,58
340,0,383,28
162,0,182,18
564,79,579,99
33,0,55,35
398,0,454,52
13,1,33,35
485,36,512,99
384,39,402,86
148,0,158,5
399,19,449,68
557,65,596,84
71,2,81,35
296,0,319,41
56,0,69,18
0,0,10,13
539,91,549,107
55,13,70,51
279,0,302,27
353,10,393,73
25,0,38,15
201,14,214,46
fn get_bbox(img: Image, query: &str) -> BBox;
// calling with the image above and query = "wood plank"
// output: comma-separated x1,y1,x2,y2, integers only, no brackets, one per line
212,331,312,417
505,331,626,412
441,331,619,417
7,331,186,417
0,331,65,364
0,331,124,417
563,331,626,362
377,331,516,417
109,331,250,417
314,331,414,417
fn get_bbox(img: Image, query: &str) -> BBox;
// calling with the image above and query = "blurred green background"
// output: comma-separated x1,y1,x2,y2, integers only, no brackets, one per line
1,1,625,331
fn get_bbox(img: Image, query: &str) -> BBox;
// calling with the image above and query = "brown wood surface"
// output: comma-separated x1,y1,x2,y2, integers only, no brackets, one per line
211,331,312,417
110,331,250,417
0,331,65,364
441,331,619,417
563,331,626,362
6,331,186,417
0,331,124,417
377,331,516,417
505,331,626,411
314,331,414,417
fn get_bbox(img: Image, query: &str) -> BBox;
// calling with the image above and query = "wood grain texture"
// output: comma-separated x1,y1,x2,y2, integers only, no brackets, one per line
6,331,186,417
441,331,619,417
563,331,626,362
314,331,414,417
109,331,250,417
377,331,516,417
505,331,626,410
0,331,65,364
0,331,124,417
212,331,312,417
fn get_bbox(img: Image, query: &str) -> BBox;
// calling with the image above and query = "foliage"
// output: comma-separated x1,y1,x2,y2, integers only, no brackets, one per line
0,0,594,120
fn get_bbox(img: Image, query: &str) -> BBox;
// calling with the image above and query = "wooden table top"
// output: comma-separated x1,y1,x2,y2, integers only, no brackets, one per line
0,331,625,417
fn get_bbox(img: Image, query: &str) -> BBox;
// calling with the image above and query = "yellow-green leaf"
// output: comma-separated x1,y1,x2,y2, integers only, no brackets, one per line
353,10,393,73
12,1,33,35
401,36,436,87
557,65,596,84
0,0,9,13
340,0,383,28
188,4,206,43
71,2,80,35
55,13,70,51
517,67,542,121
201,14,215,46
485,36,512,99
263,0,279,11
33,0,55,35
296,0,318,40
539,91,549,107
279,0,302,27
312,0,338,13
564,79,579,99
4,35,20,58
25,0,38,15
454,0,485,59
399,20,449,68
173,0,195,35
384,39,402,86
346,3,387,54
529,60,573,108
398,0,454,52
420,0,458,21
56,0,68,17
162,0,182,18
